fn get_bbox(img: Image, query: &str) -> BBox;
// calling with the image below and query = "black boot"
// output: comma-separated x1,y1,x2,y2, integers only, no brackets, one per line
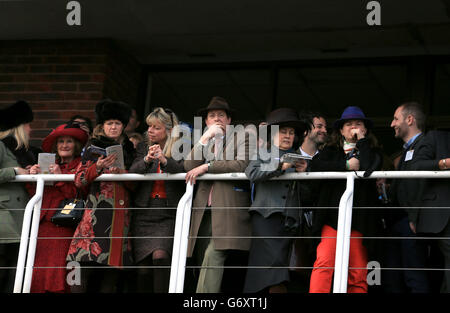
152,258,171,293
136,257,154,293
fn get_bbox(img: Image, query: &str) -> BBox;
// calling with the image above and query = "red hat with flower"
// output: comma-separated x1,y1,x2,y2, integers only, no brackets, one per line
42,123,88,153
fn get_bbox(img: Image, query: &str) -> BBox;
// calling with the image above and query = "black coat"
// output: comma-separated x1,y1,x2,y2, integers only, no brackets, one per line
309,138,383,237
388,133,425,226
411,130,450,234
129,141,186,208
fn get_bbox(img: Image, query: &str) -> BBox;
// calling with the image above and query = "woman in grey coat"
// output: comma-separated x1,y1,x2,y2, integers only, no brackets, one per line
129,107,186,293
243,108,309,293
0,101,34,292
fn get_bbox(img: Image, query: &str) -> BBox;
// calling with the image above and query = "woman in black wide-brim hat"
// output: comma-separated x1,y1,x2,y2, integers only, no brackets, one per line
0,100,35,292
243,107,310,293
66,99,136,293
308,106,383,293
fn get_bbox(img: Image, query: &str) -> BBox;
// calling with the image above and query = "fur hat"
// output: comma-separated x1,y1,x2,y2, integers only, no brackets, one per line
95,99,132,127
0,100,34,131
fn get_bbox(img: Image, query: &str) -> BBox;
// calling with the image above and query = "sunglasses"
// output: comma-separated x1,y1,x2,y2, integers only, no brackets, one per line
163,108,174,127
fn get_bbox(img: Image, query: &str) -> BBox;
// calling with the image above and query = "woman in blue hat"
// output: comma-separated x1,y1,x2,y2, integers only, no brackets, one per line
308,106,383,293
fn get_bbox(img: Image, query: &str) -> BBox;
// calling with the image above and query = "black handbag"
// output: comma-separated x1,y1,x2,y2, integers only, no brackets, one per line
51,191,85,227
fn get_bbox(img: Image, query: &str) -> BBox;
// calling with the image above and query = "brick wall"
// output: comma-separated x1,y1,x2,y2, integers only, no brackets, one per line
0,39,144,148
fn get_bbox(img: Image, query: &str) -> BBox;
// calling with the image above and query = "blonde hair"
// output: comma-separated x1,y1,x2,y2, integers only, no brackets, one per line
0,124,30,150
145,107,180,158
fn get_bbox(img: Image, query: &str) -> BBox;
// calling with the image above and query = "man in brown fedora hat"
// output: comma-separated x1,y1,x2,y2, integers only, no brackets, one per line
184,96,255,293
196,96,234,118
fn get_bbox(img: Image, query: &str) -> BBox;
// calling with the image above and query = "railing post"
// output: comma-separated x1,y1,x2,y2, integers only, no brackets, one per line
15,171,445,294
169,182,194,293
13,177,44,293
333,173,355,293
22,177,45,293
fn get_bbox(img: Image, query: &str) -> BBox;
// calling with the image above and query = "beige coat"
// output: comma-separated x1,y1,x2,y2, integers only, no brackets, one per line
184,131,255,257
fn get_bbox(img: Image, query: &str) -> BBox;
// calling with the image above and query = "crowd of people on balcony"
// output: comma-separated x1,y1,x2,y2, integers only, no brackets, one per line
0,96,449,294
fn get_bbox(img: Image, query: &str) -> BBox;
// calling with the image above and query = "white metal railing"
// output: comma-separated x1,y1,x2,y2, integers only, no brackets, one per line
9,170,450,293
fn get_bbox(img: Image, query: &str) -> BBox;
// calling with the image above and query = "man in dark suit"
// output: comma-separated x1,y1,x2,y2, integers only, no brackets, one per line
411,130,450,293
385,102,431,292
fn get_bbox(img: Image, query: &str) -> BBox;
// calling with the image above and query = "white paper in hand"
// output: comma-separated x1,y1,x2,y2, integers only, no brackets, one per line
38,153,56,174
106,145,125,169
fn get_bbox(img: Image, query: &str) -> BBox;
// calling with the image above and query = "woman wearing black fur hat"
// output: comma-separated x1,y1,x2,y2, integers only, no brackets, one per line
67,99,136,293
0,100,34,292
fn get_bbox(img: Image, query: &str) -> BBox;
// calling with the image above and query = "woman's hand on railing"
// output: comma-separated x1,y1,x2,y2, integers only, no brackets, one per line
438,158,450,170
109,167,127,174
29,164,41,175
15,167,30,175
49,164,62,174
29,163,62,174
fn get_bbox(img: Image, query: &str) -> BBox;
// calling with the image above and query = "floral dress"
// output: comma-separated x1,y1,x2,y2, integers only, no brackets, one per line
66,161,133,267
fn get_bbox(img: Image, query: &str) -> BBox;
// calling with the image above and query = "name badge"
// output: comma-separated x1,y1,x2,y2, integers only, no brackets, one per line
405,150,414,162
61,203,76,214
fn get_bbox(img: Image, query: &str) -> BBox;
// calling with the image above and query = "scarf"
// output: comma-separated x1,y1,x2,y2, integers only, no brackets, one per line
343,140,356,155
1,136,39,168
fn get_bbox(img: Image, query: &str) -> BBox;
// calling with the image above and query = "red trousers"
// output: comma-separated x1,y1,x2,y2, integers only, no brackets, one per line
309,224,368,293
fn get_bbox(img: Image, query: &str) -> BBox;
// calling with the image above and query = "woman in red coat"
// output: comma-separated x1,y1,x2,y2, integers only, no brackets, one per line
28,123,88,293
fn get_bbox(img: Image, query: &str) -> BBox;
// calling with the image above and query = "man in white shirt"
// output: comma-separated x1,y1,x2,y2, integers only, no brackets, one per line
299,113,327,158
290,112,327,289
386,102,431,293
